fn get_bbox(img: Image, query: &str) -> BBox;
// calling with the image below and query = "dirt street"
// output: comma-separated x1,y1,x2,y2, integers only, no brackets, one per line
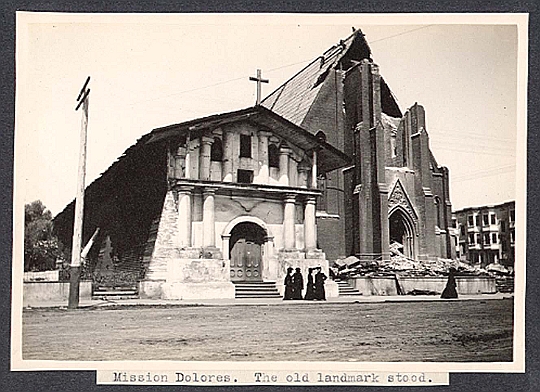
22,299,513,362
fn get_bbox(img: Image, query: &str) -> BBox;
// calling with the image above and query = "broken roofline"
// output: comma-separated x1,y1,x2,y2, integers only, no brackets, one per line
261,28,401,117
147,105,351,173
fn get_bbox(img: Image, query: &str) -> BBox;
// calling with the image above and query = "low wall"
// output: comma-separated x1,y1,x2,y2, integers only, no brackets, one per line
23,281,93,306
24,270,60,282
348,276,497,296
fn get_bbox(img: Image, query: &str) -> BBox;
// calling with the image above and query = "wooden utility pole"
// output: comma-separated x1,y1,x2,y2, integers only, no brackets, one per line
249,69,269,105
68,76,91,309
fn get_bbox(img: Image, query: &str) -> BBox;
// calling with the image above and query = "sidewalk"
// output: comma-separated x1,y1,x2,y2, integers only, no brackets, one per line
22,292,513,310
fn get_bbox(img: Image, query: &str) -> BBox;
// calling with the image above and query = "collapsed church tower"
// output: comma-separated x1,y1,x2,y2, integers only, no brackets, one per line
53,29,456,300
262,29,456,263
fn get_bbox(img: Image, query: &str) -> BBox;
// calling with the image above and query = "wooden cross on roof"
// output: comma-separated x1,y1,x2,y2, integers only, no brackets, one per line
249,69,269,105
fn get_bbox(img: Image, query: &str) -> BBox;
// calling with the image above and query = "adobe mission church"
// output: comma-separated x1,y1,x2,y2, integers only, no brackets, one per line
54,29,456,299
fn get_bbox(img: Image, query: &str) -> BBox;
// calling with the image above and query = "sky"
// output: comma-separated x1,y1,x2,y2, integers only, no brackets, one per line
15,13,525,215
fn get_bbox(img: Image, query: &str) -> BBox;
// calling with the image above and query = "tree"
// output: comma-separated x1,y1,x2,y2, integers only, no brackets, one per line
24,200,65,271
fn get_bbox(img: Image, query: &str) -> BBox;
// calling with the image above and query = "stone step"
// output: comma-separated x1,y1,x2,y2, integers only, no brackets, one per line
92,295,140,300
93,290,139,296
335,280,363,296
93,285,139,300
236,286,277,291
235,293,282,298
234,281,281,299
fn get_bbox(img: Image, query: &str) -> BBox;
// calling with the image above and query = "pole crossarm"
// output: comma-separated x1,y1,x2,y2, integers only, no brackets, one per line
69,76,91,309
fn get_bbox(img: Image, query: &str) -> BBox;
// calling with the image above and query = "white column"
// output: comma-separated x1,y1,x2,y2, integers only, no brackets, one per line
279,145,291,186
256,130,271,184
283,194,296,249
265,236,275,259
177,187,193,247
288,157,298,187
222,130,233,182
222,235,231,260
199,136,213,181
202,188,217,248
297,164,309,188
189,138,200,180
311,149,318,188
174,146,187,179
304,196,317,251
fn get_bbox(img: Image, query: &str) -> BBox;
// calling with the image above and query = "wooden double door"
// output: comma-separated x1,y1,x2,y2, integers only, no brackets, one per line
229,222,265,282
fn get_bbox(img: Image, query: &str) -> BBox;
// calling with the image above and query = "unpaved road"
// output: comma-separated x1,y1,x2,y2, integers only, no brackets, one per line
22,299,513,362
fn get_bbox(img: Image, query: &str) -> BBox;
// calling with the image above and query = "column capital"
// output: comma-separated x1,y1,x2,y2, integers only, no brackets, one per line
201,135,214,145
175,146,187,157
258,129,273,138
304,195,317,204
283,193,297,203
177,185,194,194
279,146,292,155
297,163,310,173
202,187,218,196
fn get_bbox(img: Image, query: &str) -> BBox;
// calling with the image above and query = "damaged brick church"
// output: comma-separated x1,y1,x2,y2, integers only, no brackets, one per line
53,29,456,299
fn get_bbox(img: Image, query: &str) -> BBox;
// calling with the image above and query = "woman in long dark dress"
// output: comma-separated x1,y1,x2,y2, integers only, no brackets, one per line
441,267,458,299
283,267,294,300
314,267,327,300
304,268,316,300
292,268,304,299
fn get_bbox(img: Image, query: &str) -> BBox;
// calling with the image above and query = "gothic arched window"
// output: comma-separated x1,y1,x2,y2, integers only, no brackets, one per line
434,196,442,228
211,137,223,162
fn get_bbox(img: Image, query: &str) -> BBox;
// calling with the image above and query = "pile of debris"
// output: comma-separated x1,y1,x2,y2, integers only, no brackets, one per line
331,242,489,279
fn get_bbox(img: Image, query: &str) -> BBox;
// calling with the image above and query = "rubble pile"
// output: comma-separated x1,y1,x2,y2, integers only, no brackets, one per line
331,242,491,279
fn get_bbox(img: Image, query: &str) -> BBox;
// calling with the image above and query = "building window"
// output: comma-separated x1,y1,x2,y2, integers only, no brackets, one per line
483,214,489,226
268,143,279,168
491,233,497,244
475,215,480,226
490,213,496,225
237,169,254,184
460,226,466,236
210,137,223,161
240,134,252,158
468,215,474,227
510,229,515,243
510,210,515,222
468,233,475,244
501,220,506,232
452,218,457,228
483,233,490,245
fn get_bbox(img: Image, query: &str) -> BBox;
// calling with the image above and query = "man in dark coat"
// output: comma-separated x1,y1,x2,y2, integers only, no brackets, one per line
441,267,458,299
314,266,327,300
283,267,294,300
292,268,304,299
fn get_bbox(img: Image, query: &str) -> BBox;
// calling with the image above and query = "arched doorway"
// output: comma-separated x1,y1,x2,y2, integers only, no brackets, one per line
229,222,266,282
389,208,416,259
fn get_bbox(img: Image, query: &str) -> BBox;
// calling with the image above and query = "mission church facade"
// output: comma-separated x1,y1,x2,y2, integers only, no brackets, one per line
53,29,456,299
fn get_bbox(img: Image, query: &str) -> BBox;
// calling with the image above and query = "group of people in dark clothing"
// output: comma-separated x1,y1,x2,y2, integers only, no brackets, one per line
283,267,327,300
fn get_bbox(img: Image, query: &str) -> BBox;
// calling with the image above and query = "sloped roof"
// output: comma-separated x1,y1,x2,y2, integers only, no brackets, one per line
262,29,402,126
148,105,351,173
262,30,368,126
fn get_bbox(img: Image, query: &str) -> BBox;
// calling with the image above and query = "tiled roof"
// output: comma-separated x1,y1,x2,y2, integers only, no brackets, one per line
262,30,370,127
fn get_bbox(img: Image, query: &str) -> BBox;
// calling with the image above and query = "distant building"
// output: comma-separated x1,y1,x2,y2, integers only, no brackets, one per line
452,201,515,268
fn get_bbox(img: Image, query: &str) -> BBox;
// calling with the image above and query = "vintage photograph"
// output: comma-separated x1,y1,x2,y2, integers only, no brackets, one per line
12,13,526,374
